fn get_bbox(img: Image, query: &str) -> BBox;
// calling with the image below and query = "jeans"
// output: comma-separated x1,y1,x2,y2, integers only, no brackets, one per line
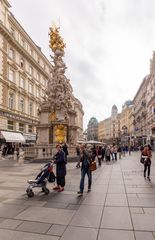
80,168,92,193
144,161,151,177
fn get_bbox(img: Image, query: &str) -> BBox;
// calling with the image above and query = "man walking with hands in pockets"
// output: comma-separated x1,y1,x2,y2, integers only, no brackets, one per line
77,145,92,195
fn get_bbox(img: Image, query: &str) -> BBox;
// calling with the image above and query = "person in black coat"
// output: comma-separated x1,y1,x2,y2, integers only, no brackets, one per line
62,143,68,162
53,145,67,192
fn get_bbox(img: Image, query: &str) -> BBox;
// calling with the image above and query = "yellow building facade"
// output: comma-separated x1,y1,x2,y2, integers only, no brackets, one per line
0,0,52,142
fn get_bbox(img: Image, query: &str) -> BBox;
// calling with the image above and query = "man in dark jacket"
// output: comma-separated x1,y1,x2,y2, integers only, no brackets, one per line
62,143,68,163
77,145,92,195
53,145,67,192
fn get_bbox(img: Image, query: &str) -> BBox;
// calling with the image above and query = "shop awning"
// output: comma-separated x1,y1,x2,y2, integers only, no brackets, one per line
23,133,36,141
1,131,25,143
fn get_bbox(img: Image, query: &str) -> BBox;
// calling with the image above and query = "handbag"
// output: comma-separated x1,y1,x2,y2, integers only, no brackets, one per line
140,157,145,164
90,161,97,171
48,172,56,183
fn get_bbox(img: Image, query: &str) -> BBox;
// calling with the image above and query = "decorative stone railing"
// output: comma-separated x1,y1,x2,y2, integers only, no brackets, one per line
23,145,76,161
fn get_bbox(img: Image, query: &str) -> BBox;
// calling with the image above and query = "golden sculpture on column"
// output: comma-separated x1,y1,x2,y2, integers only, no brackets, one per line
49,26,66,53
37,25,83,146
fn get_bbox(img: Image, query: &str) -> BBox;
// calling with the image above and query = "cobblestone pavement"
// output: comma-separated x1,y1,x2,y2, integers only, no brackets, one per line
0,152,155,240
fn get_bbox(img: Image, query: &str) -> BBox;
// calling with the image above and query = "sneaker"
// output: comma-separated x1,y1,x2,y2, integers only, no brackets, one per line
77,191,83,195
147,177,151,181
53,186,60,190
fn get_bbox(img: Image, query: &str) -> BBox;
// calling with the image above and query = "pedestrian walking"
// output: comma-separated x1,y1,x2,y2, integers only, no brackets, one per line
62,143,68,163
110,146,115,160
117,145,122,159
76,144,81,168
101,146,105,161
141,144,152,181
91,145,97,161
113,146,118,160
97,146,102,166
53,145,67,192
77,145,92,195
105,146,111,162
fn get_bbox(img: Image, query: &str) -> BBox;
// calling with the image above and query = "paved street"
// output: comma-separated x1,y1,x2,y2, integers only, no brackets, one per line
0,152,155,239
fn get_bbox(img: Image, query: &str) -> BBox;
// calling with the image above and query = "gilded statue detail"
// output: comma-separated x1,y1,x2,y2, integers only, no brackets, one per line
49,27,66,53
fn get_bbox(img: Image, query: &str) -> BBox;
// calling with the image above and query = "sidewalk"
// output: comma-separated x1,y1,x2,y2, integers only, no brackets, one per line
0,152,155,239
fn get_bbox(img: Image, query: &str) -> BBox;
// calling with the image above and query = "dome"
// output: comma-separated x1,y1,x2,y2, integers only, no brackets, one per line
112,104,118,110
88,117,98,127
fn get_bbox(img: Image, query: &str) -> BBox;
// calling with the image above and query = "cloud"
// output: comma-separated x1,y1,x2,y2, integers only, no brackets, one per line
10,0,155,129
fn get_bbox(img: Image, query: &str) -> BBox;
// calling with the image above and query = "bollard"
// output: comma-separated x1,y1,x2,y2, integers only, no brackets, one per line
18,150,24,164
14,151,18,161
0,150,2,159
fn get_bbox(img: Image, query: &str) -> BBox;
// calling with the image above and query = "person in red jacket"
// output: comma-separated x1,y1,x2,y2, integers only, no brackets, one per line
141,144,152,181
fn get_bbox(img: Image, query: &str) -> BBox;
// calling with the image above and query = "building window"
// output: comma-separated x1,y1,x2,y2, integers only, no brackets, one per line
20,58,24,68
28,83,33,94
8,68,15,82
30,49,33,57
36,88,40,98
9,48,14,59
20,77,25,89
29,101,33,116
36,72,40,81
8,92,14,109
42,79,46,86
19,123,25,132
8,120,14,130
29,66,33,75
21,38,25,47
19,97,24,112
10,27,15,37
28,125,33,133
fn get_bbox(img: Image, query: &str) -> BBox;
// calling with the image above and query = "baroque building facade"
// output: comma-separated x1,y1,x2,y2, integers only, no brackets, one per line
98,105,121,144
146,52,155,146
87,117,98,141
119,100,133,146
0,0,84,145
133,77,148,146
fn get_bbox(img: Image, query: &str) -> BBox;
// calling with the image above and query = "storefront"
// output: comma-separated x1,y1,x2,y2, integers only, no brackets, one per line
0,131,25,143
0,130,25,155
23,133,36,144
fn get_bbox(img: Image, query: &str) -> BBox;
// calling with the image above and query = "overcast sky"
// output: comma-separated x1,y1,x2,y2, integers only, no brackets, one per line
10,0,155,129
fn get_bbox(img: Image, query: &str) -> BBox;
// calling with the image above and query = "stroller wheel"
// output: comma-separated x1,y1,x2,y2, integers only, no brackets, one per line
27,190,34,198
44,188,50,195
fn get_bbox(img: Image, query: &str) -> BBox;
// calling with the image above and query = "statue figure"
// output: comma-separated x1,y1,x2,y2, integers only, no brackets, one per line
49,27,66,53
40,25,75,122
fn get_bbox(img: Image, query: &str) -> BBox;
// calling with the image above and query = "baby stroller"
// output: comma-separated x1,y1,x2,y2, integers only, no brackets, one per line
26,162,56,198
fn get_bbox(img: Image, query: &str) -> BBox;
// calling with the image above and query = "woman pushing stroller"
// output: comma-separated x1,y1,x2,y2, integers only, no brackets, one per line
52,144,67,192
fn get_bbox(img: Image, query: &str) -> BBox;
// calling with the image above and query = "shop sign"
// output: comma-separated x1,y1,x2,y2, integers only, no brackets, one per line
0,110,38,124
